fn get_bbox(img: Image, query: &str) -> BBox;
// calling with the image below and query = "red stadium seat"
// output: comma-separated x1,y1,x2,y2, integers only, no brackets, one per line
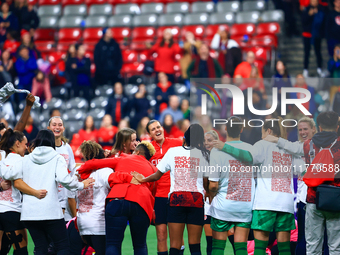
181,25,205,40
83,43,96,52
230,23,256,37
56,43,72,52
251,34,277,48
83,28,103,45
157,26,180,40
35,42,55,53
111,27,131,42
121,62,144,75
85,0,106,6
256,22,281,36
132,27,156,40
205,24,229,40
38,0,61,5
122,50,138,63
47,51,66,65
85,51,94,61
91,63,96,76
109,0,130,4
130,39,154,50
34,29,55,42
61,0,84,5
248,46,271,64
230,35,252,48
28,0,38,5
58,28,82,43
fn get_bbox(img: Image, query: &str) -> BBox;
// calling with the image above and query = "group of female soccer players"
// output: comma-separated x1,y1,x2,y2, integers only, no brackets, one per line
0,94,320,255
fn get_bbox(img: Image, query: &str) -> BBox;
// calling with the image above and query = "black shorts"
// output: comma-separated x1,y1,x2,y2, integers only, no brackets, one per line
167,205,204,226
0,211,25,232
204,215,211,225
154,197,168,225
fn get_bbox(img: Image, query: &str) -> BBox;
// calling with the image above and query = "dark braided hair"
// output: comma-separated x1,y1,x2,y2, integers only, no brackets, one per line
184,124,210,163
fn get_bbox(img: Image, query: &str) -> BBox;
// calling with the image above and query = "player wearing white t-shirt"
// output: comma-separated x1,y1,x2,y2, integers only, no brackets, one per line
213,117,295,255
48,116,77,222
134,124,209,255
208,117,255,255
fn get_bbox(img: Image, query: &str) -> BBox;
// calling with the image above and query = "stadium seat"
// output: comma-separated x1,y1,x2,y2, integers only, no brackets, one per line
58,28,82,42
209,13,235,25
66,97,89,110
141,3,164,14
205,24,229,40
132,27,156,40
242,1,266,11
111,27,131,42
85,51,94,61
108,15,132,27
267,1,275,10
248,46,271,63
216,1,240,13
261,10,284,23
121,62,144,75
87,108,106,121
94,85,113,97
61,0,84,6
256,22,281,35
191,2,215,13
251,34,277,48
42,98,65,111
89,4,113,16
36,42,55,52
58,16,83,28
166,2,189,14
132,14,158,27
56,43,71,51
108,0,130,4
28,0,38,5
90,97,109,109
39,16,59,28
174,83,188,95
181,25,205,40
184,13,209,25
84,0,106,6
236,11,260,24
34,28,56,42
230,35,251,48
47,51,66,65
122,50,138,63
63,109,87,121
63,5,87,16
38,5,62,16
230,23,256,37
39,0,61,5
157,26,180,40
124,84,139,97
158,14,183,26
115,4,140,15
50,84,69,100
85,16,107,28
83,27,103,46
66,120,84,137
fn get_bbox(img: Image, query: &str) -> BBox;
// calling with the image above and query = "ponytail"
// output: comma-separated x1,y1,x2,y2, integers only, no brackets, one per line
263,116,287,139
184,124,210,163
277,116,287,139
0,128,25,155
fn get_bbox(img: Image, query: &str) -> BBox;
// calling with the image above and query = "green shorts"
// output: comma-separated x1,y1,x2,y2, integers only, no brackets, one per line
251,210,296,232
211,217,251,232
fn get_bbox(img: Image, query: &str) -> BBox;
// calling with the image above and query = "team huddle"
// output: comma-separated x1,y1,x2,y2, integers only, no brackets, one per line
0,94,339,255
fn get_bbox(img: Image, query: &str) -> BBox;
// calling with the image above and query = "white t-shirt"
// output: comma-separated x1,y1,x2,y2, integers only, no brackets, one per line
250,140,295,214
209,141,255,223
0,153,23,213
77,167,113,236
157,147,208,197
56,142,76,221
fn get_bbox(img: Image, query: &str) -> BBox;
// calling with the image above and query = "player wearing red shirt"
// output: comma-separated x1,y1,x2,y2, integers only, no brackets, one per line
147,120,183,255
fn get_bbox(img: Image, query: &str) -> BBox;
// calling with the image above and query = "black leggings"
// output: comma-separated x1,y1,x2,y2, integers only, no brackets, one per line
83,235,106,255
303,37,322,70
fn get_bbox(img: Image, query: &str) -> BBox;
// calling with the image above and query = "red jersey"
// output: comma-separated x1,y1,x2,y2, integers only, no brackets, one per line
150,42,181,74
150,137,183,197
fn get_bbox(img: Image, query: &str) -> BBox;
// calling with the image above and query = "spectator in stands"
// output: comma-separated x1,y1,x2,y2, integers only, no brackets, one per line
180,31,201,82
162,114,184,139
332,88,340,114
97,114,118,150
272,60,292,97
23,115,38,142
234,51,263,79
118,119,129,130
131,84,150,130
17,29,41,60
68,44,92,102
302,0,325,78
13,0,39,33
210,26,242,77
147,28,181,84
0,2,18,44
137,116,151,142
326,0,340,56
294,74,318,115
105,82,129,126
181,98,190,120
246,66,266,95
328,44,340,78
3,30,20,56
154,72,175,117
187,44,223,79
31,70,52,103
159,95,183,125
94,28,122,86
78,116,97,142
0,50,14,83
15,46,37,101
177,118,190,135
